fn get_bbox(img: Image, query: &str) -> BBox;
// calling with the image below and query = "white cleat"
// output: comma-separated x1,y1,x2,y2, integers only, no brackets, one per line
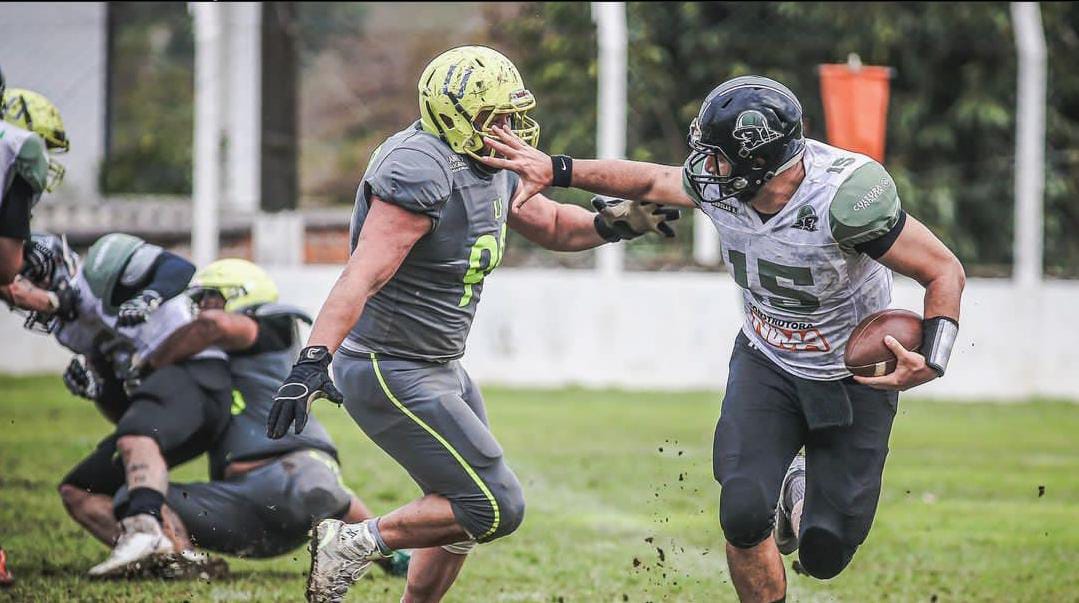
306,519,383,603
88,514,175,578
774,453,806,556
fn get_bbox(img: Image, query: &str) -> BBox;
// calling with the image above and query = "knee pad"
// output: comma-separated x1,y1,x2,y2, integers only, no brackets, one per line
798,526,854,579
719,476,774,549
473,480,526,543
441,539,477,555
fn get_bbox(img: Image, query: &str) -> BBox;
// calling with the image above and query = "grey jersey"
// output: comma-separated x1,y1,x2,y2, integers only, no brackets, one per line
209,313,337,480
341,123,517,362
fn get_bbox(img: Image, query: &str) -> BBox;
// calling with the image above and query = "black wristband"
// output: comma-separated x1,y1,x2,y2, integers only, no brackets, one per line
921,316,958,377
551,155,573,188
593,213,622,243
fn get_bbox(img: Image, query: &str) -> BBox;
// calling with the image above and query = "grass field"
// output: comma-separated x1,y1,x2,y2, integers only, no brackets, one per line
1,375,1077,602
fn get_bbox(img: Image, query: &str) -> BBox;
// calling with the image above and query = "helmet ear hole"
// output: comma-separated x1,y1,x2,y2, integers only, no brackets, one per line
439,114,455,130
753,157,768,169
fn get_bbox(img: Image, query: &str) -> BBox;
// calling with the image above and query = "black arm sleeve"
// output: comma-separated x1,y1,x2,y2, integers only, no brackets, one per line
232,314,296,357
142,252,196,301
854,210,907,260
0,176,33,240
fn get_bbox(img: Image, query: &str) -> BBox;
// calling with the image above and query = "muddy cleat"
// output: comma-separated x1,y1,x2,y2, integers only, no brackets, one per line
306,519,383,602
0,547,14,587
774,454,806,555
88,514,175,578
151,549,230,581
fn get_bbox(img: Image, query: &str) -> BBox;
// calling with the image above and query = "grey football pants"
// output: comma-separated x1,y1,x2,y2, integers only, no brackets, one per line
333,351,525,543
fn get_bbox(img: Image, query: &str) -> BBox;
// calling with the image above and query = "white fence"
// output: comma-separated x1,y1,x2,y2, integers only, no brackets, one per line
3,268,1077,401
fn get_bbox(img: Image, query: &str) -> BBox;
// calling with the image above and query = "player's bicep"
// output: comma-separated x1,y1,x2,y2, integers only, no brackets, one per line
348,196,430,292
876,215,961,287
507,192,560,243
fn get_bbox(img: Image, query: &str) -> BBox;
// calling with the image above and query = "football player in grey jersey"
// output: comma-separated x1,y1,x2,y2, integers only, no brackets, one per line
265,46,680,603
481,76,966,602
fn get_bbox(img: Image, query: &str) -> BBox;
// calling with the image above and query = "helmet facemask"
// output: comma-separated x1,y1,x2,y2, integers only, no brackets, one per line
419,46,540,166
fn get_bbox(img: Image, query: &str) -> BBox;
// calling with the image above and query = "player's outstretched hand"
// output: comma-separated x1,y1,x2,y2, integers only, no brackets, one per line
267,346,343,439
593,196,681,240
853,335,938,391
478,124,553,210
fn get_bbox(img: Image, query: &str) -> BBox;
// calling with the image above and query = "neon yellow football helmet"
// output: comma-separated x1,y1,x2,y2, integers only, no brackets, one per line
2,87,69,192
418,46,539,160
189,258,279,313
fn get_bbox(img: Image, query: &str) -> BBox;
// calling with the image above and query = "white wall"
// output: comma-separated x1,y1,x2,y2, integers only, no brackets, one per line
0,2,108,203
3,268,1076,401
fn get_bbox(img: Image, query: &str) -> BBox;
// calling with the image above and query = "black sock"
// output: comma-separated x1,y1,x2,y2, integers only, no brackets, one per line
123,487,165,523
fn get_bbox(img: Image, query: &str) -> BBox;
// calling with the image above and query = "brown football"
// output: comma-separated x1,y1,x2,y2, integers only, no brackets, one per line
844,309,923,377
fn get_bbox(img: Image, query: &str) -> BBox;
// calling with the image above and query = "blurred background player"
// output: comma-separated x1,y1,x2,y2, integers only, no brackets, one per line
265,45,679,603
6,232,235,578
0,71,70,305
480,74,966,603
106,259,406,575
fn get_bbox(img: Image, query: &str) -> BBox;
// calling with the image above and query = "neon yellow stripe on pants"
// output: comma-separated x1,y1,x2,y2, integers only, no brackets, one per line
369,353,500,540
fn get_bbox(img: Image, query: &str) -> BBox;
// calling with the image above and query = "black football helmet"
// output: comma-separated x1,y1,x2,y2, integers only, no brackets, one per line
684,75,805,202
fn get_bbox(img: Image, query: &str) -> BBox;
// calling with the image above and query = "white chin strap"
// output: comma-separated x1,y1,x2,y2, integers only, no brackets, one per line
773,148,805,176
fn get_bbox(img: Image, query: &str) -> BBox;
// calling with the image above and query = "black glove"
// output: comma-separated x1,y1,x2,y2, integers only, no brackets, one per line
592,196,681,242
63,356,101,401
116,290,163,327
267,346,343,439
20,238,55,285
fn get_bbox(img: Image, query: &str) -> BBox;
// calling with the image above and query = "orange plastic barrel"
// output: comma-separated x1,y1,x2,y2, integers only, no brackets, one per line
818,63,892,162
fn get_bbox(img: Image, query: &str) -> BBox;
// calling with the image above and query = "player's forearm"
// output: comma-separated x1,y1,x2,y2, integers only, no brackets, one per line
1,276,55,312
573,160,694,207
147,319,222,369
511,200,606,252
920,256,966,321
305,261,386,354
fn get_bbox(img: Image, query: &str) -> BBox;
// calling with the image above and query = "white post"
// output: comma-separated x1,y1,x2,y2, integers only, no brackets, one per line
1011,2,1046,289
593,2,627,278
226,3,262,215
191,2,225,267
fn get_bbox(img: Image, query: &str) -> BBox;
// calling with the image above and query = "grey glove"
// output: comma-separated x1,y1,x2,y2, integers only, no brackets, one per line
63,356,101,401
116,290,163,327
592,196,681,242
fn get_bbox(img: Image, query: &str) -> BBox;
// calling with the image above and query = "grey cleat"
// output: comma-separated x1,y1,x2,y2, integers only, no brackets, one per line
774,453,806,556
306,519,383,603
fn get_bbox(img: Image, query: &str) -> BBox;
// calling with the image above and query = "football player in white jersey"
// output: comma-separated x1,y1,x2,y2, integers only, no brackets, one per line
481,75,966,602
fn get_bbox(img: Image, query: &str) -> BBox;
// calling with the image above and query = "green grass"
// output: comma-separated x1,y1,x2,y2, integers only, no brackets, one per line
1,375,1077,602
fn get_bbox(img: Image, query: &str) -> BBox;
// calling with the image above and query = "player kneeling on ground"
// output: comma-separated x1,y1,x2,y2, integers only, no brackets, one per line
480,75,966,602
107,259,407,575
264,45,679,603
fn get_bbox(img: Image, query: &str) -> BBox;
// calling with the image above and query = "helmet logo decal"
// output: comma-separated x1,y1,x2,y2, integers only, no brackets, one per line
791,205,819,232
732,110,781,156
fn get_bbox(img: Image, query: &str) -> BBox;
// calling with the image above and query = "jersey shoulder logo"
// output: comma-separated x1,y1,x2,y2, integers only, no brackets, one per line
733,110,782,155
791,205,819,232
446,154,470,173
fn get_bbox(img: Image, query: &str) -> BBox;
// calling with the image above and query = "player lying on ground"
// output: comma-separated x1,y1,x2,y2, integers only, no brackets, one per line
0,73,69,292
479,75,966,603
264,45,680,603
6,233,237,578
76,259,408,575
